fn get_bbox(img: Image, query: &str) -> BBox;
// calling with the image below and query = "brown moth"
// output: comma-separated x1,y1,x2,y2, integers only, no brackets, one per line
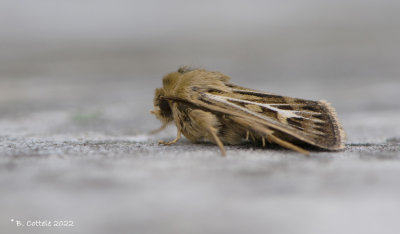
151,67,345,156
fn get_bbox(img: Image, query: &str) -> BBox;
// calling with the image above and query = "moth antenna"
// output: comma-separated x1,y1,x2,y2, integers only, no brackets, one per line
159,129,182,145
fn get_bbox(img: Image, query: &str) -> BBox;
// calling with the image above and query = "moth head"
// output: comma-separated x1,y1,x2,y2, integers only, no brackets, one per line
151,67,196,124
151,88,173,124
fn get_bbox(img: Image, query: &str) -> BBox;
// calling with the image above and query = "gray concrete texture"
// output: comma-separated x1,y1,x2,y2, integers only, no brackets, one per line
1,1,400,234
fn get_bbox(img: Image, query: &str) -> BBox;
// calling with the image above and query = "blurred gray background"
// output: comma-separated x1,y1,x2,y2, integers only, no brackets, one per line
1,1,400,234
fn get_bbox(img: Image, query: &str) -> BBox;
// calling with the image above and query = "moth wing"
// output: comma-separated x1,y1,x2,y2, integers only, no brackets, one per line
192,85,345,150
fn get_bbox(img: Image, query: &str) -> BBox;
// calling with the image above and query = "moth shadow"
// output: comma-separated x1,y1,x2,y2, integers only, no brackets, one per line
233,141,331,154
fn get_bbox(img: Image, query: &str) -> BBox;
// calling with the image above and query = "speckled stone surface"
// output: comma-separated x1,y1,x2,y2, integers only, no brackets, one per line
1,1,400,234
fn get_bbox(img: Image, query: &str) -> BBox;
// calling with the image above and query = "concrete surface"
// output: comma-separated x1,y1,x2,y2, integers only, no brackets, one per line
1,1,400,234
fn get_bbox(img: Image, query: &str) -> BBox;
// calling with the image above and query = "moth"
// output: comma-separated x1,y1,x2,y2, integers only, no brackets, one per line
151,67,345,156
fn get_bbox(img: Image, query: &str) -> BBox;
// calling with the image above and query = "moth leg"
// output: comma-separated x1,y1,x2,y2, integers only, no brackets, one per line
208,127,226,156
250,133,256,142
159,129,182,145
267,134,310,156
188,109,226,156
245,131,250,140
150,122,169,134
262,137,266,147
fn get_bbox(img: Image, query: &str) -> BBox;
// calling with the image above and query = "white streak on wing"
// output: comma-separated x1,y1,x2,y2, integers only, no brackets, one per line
207,93,322,121
232,89,321,114
205,93,285,126
206,93,327,135
205,94,319,135
269,104,321,115
205,93,271,118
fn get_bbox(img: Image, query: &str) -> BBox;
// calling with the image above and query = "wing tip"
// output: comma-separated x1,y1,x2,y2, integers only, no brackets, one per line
319,99,346,150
